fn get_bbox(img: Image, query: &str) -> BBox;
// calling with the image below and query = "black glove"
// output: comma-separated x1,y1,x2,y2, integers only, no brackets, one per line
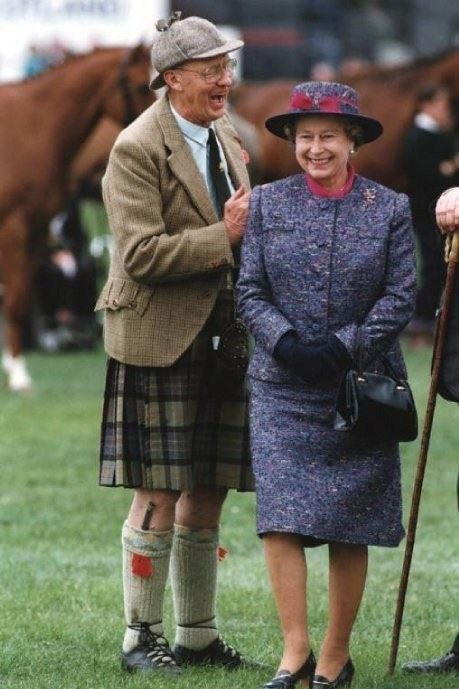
273,331,352,383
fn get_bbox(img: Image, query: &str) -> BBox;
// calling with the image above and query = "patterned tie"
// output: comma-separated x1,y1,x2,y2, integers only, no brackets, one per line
207,128,232,218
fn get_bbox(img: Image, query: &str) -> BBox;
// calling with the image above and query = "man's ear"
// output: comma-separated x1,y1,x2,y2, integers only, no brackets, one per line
163,70,182,92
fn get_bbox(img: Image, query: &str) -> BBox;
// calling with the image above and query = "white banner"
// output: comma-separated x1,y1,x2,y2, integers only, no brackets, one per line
0,1,125,18
0,0,169,81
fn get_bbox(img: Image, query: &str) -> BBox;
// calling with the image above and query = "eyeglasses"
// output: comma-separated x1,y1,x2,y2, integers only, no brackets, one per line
176,58,237,83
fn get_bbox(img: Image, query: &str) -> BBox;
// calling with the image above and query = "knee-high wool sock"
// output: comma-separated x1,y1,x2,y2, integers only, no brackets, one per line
122,521,173,653
170,524,220,650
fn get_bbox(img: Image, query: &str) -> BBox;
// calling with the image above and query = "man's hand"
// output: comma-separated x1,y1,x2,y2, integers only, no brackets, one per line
224,185,251,247
436,187,459,233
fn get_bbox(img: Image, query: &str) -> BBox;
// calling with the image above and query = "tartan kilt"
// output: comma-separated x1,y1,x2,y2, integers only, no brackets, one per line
99,291,253,492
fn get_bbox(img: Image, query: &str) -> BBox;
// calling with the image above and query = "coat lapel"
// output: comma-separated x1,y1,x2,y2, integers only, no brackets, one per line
216,117,251,190
156,97,218,225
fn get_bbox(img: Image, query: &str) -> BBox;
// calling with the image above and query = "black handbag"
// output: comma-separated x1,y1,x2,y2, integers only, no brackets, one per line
334,354,418,443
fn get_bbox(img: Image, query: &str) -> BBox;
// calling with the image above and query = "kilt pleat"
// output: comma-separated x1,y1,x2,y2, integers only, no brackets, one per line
99,290,253,492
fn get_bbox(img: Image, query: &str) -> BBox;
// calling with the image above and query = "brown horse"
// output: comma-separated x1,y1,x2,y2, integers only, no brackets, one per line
232,49,459,188
0,46,154,391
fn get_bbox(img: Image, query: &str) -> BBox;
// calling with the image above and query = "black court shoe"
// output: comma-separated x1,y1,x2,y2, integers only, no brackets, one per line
172,635,262,670
121,623,181,675
312,658,354,689
262,650,317,689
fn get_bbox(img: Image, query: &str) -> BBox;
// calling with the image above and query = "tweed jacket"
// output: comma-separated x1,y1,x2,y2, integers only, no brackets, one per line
95,95,250,366
236,174,417,388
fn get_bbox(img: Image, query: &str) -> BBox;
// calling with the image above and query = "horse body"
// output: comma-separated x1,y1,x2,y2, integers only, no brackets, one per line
0,47,153,391
232,50,459,189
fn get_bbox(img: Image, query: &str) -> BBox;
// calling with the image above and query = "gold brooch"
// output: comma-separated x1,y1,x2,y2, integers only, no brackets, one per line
363,188,376,204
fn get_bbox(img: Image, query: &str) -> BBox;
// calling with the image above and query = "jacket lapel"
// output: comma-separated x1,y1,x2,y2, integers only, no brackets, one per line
157,97,218,225
216,117,251,190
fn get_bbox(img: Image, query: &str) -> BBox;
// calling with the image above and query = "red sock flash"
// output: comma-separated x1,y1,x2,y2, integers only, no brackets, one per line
131,553,154,577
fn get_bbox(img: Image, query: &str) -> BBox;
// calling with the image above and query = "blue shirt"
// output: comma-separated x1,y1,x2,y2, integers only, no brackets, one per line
169,101,235,214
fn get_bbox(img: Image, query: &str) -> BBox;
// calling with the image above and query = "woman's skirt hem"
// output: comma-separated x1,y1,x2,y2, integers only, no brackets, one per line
257,526,404,548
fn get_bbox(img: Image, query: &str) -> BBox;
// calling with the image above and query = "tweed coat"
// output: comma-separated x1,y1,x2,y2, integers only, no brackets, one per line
237,174,416,387
95,95,250,367
236,173,417,546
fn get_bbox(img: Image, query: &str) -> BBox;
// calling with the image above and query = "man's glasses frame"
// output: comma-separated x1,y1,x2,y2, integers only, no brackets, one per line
175,58,237,83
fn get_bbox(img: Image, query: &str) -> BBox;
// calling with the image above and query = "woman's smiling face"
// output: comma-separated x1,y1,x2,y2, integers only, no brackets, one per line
294,116,354,190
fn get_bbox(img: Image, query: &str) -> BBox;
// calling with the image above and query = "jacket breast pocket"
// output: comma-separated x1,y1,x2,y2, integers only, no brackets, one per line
262,218,296,234
94,278,153,316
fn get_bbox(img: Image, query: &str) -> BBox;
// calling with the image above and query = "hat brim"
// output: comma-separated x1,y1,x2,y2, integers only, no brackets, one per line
265,110,383,144
149,39,244,90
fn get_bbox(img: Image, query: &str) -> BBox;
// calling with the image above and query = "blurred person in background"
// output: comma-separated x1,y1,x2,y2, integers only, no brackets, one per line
402,84,459,342
95,12,256,676
35,196,98,352
309,61,337,82
22,43,50,77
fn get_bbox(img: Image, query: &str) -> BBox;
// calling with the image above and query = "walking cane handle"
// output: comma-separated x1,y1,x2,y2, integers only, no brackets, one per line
444,230,459,263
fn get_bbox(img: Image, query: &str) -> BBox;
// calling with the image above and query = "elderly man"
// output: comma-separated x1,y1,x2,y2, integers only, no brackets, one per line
95,13,253,674
402,85,459,339
402,186,459,675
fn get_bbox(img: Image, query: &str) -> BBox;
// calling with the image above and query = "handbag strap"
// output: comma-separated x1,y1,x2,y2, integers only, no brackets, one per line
355,329,405,384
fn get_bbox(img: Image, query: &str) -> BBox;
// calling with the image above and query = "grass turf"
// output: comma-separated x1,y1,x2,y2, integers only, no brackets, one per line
0,345,457,689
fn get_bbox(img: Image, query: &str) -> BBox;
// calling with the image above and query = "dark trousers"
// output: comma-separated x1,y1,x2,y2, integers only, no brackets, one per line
414,218,446,322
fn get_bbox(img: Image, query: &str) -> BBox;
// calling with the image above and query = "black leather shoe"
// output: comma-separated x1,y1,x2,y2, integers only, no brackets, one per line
313,658,354,688
402,651,459,674
172,636,261,670
262,651,316,689
121,623,181,675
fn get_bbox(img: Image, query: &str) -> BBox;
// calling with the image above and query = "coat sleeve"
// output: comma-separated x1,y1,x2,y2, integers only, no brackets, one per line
236,185,295,353
102,138,234,285
334,193,417,365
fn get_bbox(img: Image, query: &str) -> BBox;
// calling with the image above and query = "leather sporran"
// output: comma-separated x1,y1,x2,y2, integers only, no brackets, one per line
334,355,418,443
213,318,250,389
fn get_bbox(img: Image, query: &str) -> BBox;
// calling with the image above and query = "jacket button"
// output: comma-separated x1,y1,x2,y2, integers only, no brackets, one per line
129,301,137,309
112,298,119,306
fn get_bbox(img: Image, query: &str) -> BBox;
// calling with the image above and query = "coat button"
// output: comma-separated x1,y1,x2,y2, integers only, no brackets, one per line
112,298,119,306
129,301,137,309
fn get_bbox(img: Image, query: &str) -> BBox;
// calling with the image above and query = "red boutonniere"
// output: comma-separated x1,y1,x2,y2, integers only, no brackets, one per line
241,149,250,165
234,135,250,165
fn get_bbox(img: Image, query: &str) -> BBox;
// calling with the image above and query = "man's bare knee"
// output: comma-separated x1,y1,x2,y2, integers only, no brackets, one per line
128,488,181,530
176,487,228,528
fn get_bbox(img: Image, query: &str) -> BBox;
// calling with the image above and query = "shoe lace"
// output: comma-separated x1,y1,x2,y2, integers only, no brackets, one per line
215,636,241,662
129,623,177,667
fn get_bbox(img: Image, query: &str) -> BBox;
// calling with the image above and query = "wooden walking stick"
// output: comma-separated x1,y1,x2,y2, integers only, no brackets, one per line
388,229,459,674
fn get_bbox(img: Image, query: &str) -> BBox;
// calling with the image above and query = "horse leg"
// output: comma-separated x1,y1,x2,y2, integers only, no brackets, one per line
0,210,34,392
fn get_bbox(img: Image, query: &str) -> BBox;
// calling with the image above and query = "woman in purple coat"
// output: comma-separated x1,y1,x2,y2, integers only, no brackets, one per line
236,82,416,689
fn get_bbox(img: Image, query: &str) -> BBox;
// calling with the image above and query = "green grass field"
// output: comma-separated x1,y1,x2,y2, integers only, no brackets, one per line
0,345,457,689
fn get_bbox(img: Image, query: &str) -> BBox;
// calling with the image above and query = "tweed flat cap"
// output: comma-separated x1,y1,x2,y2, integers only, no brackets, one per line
150,12,243,90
